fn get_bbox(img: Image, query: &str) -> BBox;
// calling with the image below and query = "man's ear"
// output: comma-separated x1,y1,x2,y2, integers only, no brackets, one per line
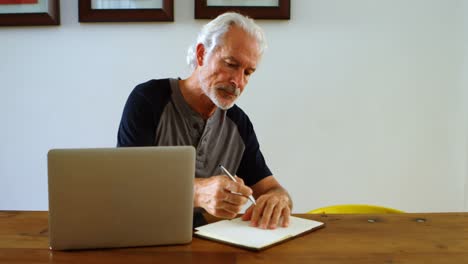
196,43,206,66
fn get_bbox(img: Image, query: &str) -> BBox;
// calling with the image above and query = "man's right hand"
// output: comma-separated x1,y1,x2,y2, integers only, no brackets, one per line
194,175,253,219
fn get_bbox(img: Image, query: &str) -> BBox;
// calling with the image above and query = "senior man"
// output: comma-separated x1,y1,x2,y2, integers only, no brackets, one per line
118,12,292,229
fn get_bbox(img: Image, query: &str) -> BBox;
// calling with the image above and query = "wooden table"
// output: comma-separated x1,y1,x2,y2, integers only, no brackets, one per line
1,211,467,263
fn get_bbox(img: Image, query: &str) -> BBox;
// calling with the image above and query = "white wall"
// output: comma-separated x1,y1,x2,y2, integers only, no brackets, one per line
1,0,466,213
463,0,468,211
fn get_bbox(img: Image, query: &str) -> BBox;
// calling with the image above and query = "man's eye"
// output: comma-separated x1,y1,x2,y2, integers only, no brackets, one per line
225,61,237,68
245,70,254,77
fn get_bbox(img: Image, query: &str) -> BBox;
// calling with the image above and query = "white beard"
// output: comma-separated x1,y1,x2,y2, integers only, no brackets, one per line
200,80,240,110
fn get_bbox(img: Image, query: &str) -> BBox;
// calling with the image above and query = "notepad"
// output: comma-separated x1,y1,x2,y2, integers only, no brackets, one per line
194,216,324,250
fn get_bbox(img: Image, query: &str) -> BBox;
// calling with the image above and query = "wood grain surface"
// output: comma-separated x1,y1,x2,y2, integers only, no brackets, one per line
1,211,467,263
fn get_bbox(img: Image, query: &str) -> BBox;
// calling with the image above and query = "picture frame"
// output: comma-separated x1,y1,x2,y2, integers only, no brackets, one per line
79,0,173,22
195,0,290,20
0,0,60,26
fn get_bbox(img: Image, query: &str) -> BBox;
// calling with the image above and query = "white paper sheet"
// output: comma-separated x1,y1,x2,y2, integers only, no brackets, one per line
195,216,324,250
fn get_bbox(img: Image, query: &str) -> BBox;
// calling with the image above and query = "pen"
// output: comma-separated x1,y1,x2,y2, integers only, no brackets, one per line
219,165,256,205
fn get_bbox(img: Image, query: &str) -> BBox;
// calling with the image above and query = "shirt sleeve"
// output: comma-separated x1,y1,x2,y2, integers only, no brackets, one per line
117,79,171,147
228,107,272,186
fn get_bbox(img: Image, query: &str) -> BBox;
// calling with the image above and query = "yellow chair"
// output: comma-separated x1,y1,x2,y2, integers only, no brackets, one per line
307,204,404,214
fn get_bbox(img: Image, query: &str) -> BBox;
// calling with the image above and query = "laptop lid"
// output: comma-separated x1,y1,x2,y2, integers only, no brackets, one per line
47,146,195,250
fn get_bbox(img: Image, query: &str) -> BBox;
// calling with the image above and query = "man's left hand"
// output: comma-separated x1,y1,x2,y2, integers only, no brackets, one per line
241,189,291,229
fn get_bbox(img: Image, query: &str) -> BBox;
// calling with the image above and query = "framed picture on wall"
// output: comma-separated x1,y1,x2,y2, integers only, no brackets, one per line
79,0,173,22
195,0,290,20
0,0,60,26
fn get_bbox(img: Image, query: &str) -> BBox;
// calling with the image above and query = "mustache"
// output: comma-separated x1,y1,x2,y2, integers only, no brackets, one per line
216,85,241,97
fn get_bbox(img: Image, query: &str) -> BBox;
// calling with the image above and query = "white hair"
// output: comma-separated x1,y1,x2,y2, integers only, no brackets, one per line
186,12,267,71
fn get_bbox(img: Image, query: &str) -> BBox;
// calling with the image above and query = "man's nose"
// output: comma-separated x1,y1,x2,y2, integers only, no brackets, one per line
230,70,246,89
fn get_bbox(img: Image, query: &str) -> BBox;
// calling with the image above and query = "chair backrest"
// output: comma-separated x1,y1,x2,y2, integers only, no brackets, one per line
307,204,404,214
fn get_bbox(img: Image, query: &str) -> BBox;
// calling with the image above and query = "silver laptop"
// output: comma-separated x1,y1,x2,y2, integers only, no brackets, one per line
47,146,195,250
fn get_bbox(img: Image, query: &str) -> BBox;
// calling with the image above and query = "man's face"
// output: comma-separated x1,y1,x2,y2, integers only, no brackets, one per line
198,26,260,110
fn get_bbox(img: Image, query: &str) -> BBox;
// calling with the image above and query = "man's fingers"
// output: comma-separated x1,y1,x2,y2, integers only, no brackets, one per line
207,199,243,219
224,191,248,205
242,205,254,221
258,199,276,229
234,176,245,185
212,208,237,219
268,205,282,229
281,206,291,227
221,202,243,216
197,175,259,220
250,199,265,227
247,193,292,229
224,180,253,197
